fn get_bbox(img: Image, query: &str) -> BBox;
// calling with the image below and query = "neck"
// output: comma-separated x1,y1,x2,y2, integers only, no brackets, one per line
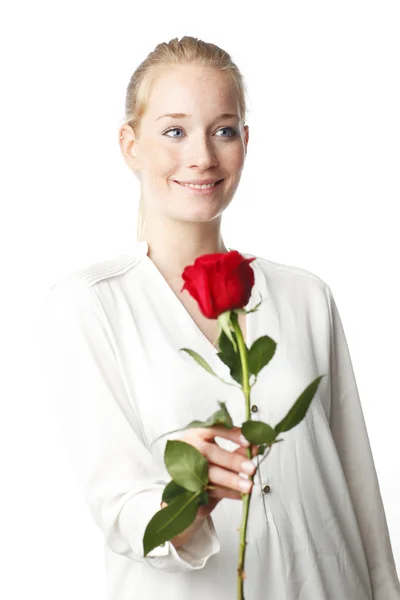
139,224,229,279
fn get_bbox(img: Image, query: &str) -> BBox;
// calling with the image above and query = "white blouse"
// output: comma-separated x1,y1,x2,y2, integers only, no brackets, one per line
40,240,400,600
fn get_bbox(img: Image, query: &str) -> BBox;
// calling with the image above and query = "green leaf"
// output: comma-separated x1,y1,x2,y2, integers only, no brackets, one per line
162,480,188,504
241,420,278,444
246,297,264,314
164,440,209,492
186,400,234,430
149,403,234,449
275,375,325,433
179,348,220,378
143,490,201,555
247,336,277,377
217,310,237,352
235,293,265,316
257,443,268,455
217,328,244,385
198,490,209,506
162,481,209,507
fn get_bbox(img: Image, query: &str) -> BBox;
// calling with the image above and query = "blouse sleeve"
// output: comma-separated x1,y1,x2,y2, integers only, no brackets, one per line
326,284,400,599
39,275,220,574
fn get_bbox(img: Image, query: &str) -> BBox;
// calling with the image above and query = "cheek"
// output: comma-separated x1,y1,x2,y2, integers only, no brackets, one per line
149,145,181,178
228,145,246,168
217,143,245,172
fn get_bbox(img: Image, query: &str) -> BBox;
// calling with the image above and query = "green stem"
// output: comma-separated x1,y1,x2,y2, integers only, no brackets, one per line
231,311,253,600
257,445,272,467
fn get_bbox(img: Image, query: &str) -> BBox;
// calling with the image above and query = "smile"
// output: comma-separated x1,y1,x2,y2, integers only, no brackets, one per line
175,179,224,190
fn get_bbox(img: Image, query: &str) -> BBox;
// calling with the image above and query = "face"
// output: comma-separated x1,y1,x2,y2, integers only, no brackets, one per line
121,64,249,224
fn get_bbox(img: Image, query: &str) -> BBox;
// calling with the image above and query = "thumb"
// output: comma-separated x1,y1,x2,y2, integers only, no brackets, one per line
200,425,247,446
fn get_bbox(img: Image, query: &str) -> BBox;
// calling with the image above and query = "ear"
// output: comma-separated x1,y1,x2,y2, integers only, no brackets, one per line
244,124,249,153
119,126,141,172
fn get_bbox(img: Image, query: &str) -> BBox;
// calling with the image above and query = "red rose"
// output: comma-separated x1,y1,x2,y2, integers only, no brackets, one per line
180,250,256,319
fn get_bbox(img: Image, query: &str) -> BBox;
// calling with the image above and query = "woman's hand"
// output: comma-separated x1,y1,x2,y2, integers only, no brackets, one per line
160,425,258,548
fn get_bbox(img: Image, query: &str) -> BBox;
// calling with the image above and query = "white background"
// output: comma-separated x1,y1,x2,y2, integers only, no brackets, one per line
1,1,399,598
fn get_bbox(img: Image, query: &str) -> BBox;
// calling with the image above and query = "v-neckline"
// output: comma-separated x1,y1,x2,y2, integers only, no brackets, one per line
138,240,258,355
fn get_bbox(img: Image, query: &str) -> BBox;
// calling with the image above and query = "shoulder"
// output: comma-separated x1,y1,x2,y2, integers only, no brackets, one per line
41,244,147,318
46,243,147,294
248,252,333,311
65,253,140,288
252,252,329,289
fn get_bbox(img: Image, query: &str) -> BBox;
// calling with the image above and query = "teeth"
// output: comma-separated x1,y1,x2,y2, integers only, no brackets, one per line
179,181,219,189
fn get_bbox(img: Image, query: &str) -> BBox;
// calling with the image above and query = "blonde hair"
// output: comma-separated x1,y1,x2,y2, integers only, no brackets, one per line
119,36,249,241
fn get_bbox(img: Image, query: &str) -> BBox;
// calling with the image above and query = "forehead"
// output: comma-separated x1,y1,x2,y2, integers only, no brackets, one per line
145,64,239,119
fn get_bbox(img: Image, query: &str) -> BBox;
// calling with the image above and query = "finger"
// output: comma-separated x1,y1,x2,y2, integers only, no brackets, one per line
196,425,245,446
204,439,257,477
207,484,243,501
234,444,259,458
208,463,254,495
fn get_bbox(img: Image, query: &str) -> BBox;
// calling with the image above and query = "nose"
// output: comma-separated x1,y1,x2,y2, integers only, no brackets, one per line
186,135,219,171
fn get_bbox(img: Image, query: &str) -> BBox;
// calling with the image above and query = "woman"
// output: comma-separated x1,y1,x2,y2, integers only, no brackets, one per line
42,36,400,599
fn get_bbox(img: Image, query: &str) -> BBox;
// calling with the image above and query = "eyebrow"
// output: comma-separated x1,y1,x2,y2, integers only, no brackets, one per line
156,112,240,121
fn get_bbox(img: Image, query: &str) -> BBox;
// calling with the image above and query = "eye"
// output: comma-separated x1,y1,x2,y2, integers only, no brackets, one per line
162,126,239,139
163,127,184,139
215,126,239,137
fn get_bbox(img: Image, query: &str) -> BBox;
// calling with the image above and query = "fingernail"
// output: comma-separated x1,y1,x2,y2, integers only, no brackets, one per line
239,434,250,446
238,478,252,492
241,460,256,475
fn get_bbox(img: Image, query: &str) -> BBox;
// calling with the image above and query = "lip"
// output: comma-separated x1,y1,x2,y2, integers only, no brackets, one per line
174,178,224,185
174,179,224,195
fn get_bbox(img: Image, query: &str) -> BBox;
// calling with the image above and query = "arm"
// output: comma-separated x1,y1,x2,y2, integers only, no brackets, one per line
39,276,220,573
326,284,400,599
